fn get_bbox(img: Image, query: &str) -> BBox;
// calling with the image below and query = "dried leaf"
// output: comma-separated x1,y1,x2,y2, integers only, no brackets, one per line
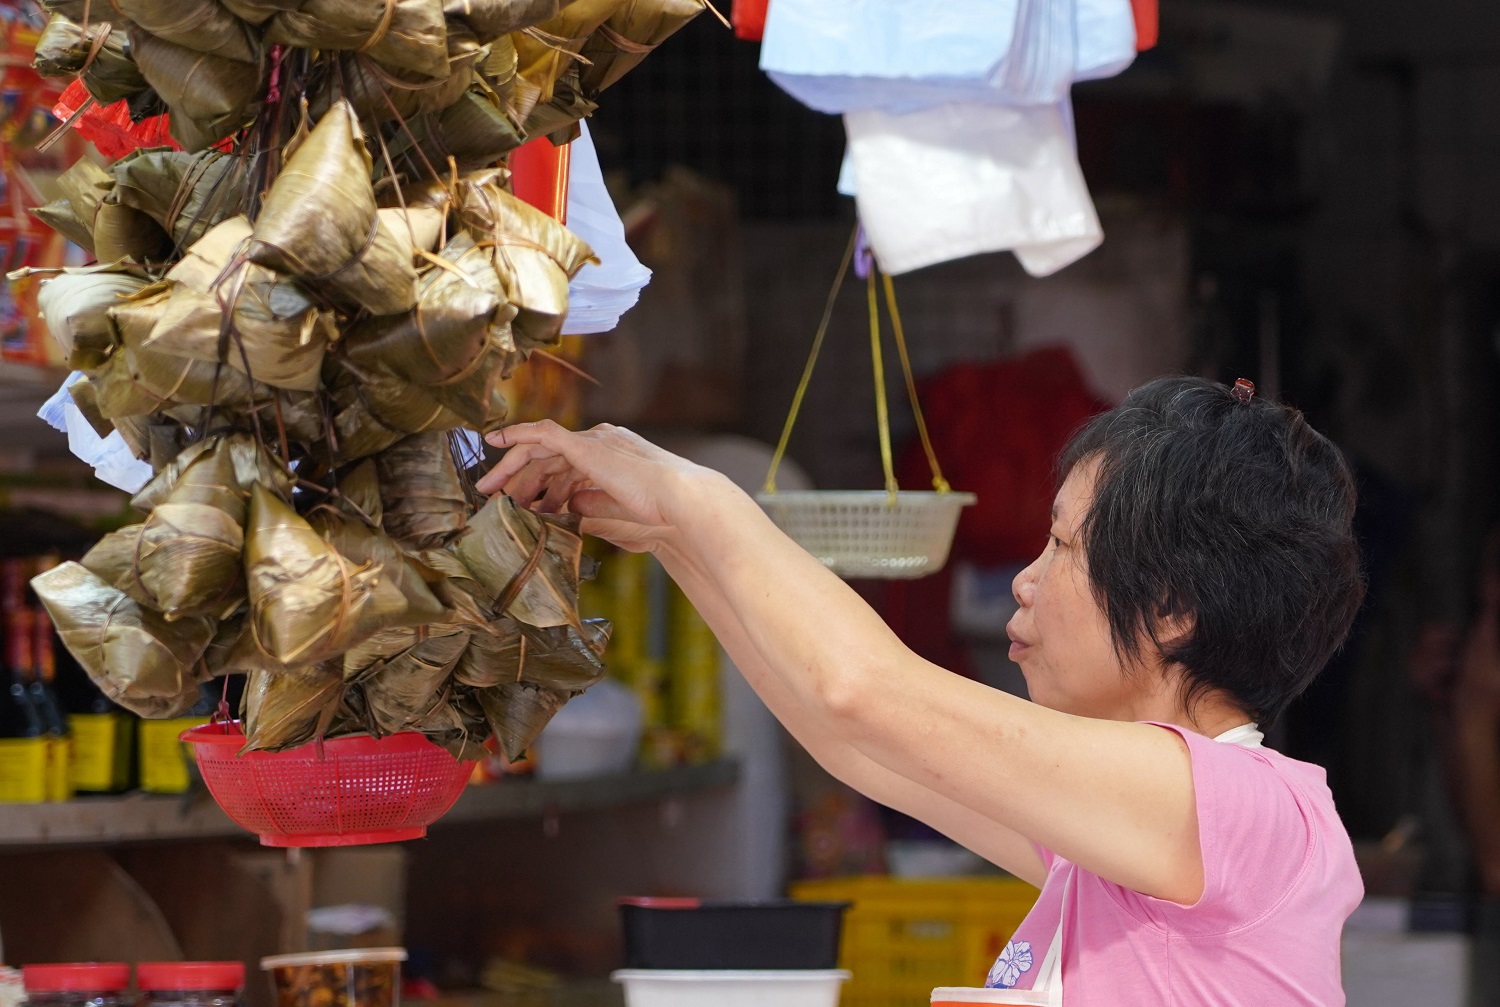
349,625,470,734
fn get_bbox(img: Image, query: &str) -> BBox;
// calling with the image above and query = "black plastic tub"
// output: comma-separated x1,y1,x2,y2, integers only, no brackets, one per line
619,898,851,970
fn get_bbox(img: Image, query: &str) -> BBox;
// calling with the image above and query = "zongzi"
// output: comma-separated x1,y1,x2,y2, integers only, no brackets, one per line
33,16,149,105
111,0,260,63
267,0,450,80
374,432,472,551
131,29,264,151
578,0,706,94
243,483,398,667
111,147,247,249
249,101,442,315
36,267,147,370
134,436,249,620
454,493,586,629
31,561,216,719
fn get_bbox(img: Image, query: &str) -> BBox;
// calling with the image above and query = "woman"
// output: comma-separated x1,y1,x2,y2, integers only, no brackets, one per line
478,376,1366,1005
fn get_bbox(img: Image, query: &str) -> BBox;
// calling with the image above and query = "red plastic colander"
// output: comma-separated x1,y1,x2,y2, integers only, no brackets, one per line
181,722,476,847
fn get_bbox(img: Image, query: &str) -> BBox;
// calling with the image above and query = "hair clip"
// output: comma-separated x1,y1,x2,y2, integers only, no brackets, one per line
1231,378,1256,404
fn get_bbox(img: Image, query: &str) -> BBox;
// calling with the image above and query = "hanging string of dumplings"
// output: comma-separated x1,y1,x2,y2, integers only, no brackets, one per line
16,0,716,758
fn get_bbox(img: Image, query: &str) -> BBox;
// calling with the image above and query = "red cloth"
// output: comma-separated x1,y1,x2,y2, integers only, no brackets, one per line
880,347,1109,678
1131,0,1158,50
732,0,768,41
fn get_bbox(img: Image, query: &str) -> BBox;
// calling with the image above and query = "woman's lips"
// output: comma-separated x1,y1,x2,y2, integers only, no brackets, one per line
1008,642,1030,661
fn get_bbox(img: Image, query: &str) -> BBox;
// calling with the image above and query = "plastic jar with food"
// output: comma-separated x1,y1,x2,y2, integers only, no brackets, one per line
260,950,405,1007
136,962,244,1007
22,964,131,1007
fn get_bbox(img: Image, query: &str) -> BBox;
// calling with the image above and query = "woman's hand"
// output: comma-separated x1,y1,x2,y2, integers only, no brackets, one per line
476,421,725,554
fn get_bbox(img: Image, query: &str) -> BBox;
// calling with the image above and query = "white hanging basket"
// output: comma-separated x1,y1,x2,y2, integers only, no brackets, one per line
756,490,977,580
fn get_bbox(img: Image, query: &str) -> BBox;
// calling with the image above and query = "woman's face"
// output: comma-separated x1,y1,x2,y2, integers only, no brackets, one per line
1007,458,1141,718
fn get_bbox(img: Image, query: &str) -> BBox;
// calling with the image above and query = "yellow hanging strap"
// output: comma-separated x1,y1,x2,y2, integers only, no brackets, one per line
882,272,952,494
868,270,899,503
763,227,858,494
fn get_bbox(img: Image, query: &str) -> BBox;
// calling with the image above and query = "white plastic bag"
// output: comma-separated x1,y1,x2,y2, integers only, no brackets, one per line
844,100,1102,277
563,121,652,335
762,0,1131,113
38,372,153,493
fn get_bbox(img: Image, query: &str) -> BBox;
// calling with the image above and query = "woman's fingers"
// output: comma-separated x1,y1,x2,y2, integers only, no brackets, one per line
474,443,562,495
483,420,594,489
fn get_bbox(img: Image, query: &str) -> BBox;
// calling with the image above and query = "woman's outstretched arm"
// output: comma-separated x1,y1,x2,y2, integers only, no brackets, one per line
480,422,1203,903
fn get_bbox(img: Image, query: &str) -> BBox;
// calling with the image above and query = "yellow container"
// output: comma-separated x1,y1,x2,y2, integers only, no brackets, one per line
667,585,720,762
0,736,49,803
139,716,208,794
71,712,135,792
791,876,1040,1007
46,735,74,802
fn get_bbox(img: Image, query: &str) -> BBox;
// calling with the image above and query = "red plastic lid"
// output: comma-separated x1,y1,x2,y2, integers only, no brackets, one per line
137,963,246,992
618,897,703,909
23,964,131,993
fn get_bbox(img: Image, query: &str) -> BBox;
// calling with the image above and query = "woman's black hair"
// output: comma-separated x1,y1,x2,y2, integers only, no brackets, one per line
1059,376,1365,724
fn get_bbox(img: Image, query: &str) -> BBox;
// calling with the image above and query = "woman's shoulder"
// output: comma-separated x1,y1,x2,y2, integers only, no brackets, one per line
1099,725,1363,936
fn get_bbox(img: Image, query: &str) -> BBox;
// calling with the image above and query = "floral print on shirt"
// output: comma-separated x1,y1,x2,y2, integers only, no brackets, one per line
986,940,1035,989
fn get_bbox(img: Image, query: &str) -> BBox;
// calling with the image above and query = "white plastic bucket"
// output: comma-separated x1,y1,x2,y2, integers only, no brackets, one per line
611,970,850,1007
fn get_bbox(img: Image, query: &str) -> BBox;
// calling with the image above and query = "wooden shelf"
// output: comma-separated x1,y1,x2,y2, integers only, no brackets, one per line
0,760,740,848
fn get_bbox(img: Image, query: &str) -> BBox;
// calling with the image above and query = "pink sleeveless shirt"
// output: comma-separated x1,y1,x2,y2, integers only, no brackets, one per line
985,724,1363,1005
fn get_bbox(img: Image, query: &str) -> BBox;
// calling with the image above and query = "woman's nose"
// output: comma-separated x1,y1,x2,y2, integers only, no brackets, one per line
1013,562,1038,607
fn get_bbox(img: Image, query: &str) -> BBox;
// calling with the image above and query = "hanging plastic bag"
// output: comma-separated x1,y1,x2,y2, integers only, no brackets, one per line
38,373,153,492
562,121,651,335
844,100,1101,277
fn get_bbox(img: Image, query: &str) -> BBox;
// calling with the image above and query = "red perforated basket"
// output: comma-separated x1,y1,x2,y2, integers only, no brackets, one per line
181,722,476,847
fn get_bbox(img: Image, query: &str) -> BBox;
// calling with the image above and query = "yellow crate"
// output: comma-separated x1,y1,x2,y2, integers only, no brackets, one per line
791,876,1040,1007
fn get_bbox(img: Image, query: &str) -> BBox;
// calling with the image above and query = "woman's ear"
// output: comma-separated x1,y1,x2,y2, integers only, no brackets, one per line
1153,608,1196,651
